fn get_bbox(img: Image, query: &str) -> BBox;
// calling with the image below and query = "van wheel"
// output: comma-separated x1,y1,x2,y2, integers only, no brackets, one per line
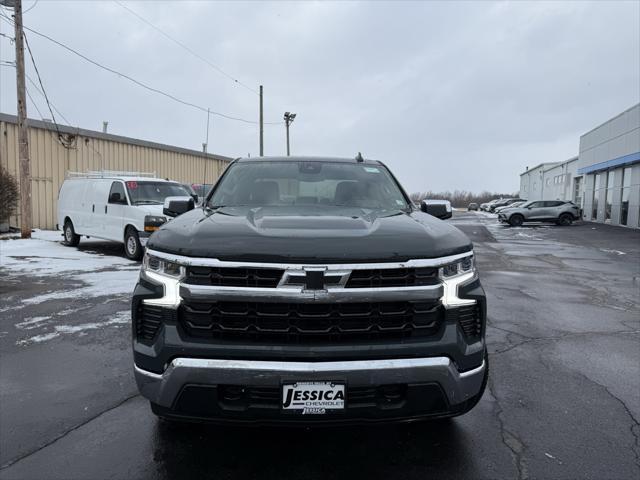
557,213,573,226
509,214,524,227
124,227,143,260
63,220,80,246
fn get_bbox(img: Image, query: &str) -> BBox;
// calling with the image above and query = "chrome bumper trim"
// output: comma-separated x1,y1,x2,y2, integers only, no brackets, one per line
135,357,486,408
179,283,443,303
146,248,474,270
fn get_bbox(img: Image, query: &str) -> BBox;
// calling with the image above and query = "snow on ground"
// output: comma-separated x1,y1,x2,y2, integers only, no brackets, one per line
474,211,498,218
16,311,131,346
22,270,140,306
1,231,140,346
0,230,134,275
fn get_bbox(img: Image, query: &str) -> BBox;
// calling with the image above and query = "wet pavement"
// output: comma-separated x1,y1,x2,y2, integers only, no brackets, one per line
1,214,639,480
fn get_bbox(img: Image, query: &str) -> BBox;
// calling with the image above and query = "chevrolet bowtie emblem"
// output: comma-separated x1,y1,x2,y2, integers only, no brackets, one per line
304,269,325,290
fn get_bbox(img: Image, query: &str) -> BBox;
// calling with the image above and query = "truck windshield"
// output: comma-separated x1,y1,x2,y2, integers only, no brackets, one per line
207,161,409,210
125,181,189,205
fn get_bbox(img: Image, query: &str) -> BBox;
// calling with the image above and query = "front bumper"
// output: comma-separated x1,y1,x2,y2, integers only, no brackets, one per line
135,356,486,422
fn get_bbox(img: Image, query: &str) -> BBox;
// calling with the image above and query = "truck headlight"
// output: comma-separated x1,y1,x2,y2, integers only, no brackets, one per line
142,253,184,279
144,215,167,232
439,253,477,308
439,254,475,279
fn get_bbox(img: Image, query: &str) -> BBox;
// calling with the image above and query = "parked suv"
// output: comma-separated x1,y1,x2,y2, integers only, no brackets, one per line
480,199,500,211
132,156,488,424
488,198,524,213
58,172,192,259
498,200,581,226
494,201,525,214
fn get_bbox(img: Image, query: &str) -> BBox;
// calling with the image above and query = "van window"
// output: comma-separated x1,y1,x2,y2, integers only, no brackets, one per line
108,182,128,204
126,181,189,205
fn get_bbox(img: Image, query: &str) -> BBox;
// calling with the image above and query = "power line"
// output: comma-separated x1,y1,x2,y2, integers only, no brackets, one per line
0,12,283,125
22,29,73,147
25,71,72,125
25,84,44,119
23,0,39,14
2,58,73,125
113,0,259,96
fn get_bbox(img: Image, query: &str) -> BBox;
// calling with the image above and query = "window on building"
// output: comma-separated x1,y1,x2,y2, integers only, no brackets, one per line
574,177,583,207
620,167,632,226
546,178,551,186
592,174,601,220
605,171,614,223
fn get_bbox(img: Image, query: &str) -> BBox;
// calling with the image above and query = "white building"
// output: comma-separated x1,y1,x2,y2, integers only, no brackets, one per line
519,162,559,201
578,104,640,228
519,158,580,203
518,104,640,228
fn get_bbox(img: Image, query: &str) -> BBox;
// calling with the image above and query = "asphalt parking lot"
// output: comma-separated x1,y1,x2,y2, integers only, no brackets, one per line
1,212,639,480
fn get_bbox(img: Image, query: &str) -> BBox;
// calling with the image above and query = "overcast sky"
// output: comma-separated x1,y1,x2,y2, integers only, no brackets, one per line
1,0,638,194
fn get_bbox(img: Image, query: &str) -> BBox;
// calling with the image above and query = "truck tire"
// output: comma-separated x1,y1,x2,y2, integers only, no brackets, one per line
508,214,524,227
124,227,143,261
557,213,573,226
63,220,80,246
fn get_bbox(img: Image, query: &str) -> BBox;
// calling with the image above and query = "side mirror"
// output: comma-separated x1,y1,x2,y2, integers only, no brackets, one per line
191,194,199,204
163,196,195,217
420,200,452,220
109,192,125,204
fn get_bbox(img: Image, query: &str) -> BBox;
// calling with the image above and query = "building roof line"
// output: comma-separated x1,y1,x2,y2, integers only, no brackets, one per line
579,103,640,139
519,156,579,176
519,162,561,176
0,112,232,162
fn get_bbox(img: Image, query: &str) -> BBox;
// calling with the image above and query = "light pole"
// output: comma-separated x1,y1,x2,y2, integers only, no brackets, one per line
283,112,296,156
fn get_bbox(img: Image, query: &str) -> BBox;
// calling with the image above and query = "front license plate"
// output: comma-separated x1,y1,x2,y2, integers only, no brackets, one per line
281,382,345,414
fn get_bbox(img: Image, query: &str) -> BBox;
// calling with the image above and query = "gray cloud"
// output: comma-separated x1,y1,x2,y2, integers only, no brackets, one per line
1,0,638,194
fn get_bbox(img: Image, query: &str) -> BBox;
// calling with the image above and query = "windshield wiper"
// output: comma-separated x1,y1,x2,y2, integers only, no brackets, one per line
133,200,163,205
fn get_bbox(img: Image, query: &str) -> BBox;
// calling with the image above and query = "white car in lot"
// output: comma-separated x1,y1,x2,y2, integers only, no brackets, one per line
57,172,193,259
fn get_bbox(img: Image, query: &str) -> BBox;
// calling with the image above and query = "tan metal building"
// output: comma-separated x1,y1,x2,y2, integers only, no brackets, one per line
0,113,232,230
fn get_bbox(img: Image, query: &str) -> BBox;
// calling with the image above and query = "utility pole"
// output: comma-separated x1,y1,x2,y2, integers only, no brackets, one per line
283,112,296,156
259,85,264,156
12,0,32,238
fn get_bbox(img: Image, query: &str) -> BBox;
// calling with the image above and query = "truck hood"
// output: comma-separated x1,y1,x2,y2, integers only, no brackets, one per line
147,206,472,263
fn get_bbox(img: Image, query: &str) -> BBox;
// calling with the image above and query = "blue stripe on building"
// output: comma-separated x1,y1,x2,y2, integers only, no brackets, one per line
577,151,640,175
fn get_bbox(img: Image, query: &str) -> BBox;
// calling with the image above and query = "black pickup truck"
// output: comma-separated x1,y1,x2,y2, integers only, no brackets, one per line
132,156,487,424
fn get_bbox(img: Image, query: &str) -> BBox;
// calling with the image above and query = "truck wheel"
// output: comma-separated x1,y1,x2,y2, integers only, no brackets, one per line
557,213,573,226
63,220,80,246
509,214,524,227
124,227,143,260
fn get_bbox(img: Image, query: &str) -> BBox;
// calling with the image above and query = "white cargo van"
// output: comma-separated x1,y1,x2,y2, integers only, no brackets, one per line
57,171,192,260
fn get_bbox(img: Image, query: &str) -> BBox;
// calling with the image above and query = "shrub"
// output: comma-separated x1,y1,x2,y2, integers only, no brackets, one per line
0,167,19,223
